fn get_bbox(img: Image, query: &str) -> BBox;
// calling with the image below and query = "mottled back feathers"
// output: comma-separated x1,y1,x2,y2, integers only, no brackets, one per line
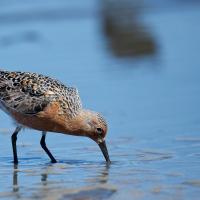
0,70,82,118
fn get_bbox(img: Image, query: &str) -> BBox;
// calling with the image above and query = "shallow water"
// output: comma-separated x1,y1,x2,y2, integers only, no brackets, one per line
0,1,200,199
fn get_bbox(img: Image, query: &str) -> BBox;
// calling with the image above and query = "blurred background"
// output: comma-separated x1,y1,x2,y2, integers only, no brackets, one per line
0,0,200,200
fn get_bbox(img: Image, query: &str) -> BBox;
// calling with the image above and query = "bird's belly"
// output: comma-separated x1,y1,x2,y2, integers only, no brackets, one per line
9,109,68,134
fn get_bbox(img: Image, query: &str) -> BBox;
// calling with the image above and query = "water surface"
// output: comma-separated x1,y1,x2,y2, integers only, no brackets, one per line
0,1,200,199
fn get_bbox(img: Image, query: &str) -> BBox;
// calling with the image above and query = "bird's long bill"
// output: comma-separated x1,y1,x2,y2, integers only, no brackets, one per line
98,140,111,163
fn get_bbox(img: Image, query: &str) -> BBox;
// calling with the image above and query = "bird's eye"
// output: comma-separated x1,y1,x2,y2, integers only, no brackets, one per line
96,128,103,135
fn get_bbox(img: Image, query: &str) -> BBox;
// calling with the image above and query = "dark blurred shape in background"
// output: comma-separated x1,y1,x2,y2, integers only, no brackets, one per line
101,0,156,57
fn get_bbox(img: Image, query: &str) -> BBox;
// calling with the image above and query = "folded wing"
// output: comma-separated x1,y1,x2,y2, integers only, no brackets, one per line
0,71,82,118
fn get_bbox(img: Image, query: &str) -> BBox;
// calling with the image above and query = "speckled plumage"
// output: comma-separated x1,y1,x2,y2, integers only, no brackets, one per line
0,70,82,118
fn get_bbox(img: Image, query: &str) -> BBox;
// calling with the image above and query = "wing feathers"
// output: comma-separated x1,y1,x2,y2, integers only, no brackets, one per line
0,71,82,117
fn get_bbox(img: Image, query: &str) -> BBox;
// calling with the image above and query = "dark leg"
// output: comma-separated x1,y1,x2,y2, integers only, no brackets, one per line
11,126,22,164
40,132,57,163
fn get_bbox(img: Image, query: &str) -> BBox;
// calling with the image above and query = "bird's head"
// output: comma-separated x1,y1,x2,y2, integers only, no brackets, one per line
73,110,110,163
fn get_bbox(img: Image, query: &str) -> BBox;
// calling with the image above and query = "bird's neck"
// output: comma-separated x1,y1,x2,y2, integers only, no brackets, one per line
43,109,93,137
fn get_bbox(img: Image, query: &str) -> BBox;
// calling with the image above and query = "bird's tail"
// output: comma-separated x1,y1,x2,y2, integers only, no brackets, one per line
0,70,8,88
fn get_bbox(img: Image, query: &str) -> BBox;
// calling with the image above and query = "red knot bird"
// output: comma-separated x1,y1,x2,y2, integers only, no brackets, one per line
0,70,110,164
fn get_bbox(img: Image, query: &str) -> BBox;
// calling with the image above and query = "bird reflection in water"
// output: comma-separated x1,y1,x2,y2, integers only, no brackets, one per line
88,164,110,184
13,164,19,193
12,163,111,199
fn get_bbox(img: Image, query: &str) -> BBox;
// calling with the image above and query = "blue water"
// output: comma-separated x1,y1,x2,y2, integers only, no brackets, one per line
0,1,200,199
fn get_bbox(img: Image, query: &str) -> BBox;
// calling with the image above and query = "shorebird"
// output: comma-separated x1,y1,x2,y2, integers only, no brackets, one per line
0,70,110,164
